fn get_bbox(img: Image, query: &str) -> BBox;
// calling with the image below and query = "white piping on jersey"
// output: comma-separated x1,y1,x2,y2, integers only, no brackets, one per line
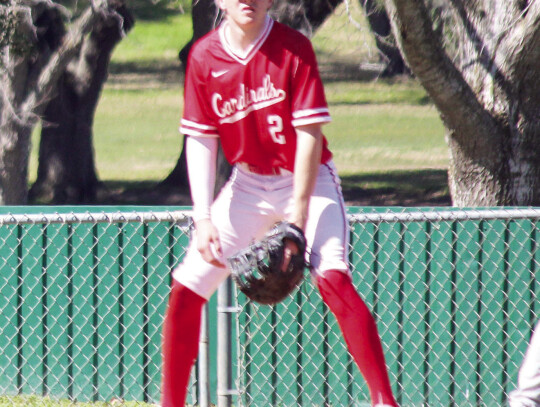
292,108,332,127
293,107,331,119
323,161,350,266
181,119,217,131
218,16,273,65
180,119,219,137
180,127,219,138
292,116,332,127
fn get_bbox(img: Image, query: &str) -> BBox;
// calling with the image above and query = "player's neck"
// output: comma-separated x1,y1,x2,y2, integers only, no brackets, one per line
224,15,269,55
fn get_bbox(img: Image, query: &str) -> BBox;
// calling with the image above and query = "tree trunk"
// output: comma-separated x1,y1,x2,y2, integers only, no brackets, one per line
269,0,341,37
361,0,409,77
0,2,61,204
385,0,540,206
0,121,32,204
0,0,127,204
29,4,134,204
178,0,219,67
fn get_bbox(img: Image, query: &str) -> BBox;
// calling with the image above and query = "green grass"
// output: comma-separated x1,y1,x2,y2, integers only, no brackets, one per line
312,1,377,65
92,88,183,180
112,7,192,64
29,88,184,184
325,80,431,105
326,104,447,174
30,76,446,184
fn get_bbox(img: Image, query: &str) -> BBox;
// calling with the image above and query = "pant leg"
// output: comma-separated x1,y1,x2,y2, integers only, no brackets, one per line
292,162,398,406
509,320,540,407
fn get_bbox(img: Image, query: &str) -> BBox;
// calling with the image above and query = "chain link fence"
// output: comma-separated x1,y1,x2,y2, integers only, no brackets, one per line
0,207,538,407
0,208,192,406
235,208,539,407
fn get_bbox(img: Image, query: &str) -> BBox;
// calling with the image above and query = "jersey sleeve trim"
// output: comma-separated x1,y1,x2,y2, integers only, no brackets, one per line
180,119,219,138
292,116,332,127
293,107,331,119
292,107,332,127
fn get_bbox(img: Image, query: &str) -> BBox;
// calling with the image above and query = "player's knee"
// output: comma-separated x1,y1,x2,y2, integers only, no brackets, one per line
315,269,367,319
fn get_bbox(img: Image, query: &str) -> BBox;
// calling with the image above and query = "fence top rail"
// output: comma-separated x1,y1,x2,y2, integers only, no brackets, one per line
1,208,540,226
0,210,193,225
348,208,540,224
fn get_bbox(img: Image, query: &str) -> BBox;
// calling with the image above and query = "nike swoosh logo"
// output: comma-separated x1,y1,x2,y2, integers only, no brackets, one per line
211,69,229,78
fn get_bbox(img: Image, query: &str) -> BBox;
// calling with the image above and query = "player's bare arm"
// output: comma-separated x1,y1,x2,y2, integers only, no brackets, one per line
290,123,324,231
281,124,323,271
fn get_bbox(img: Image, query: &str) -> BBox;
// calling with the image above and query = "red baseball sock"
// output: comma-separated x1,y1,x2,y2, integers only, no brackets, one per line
161,281,207,407
316,269,398,407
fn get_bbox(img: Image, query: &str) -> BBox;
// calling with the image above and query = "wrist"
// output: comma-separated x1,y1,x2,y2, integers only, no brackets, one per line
192,207,211,224
288,213,307,231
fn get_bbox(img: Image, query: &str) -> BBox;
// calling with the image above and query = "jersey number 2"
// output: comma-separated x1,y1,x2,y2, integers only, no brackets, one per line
268,115,285,145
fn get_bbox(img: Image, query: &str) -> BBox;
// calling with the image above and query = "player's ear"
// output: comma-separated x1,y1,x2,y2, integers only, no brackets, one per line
215,0,225,11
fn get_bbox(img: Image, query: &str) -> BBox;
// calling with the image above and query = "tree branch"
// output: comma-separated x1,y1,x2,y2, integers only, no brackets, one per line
20,0,123,122
384,0,501,146
504,1,540,79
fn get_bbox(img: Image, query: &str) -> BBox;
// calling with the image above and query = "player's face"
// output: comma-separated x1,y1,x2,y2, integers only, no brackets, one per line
217,0,273,30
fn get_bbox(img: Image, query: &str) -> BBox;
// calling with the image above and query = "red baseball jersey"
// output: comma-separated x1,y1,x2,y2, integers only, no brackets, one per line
180,17,333,173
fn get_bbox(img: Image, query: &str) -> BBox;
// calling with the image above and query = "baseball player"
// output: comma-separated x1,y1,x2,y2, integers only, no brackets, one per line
509,320,540,407
160,0,399,406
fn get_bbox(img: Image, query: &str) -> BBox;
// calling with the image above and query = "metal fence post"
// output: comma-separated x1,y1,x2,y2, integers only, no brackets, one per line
198,303,210,407
217,277,233,407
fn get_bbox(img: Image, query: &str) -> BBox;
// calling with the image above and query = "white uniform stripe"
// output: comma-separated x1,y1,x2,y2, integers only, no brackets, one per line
180,127,220,138
292,116,332,127
323,161,350,266
181,119,217,131
293,107,330,118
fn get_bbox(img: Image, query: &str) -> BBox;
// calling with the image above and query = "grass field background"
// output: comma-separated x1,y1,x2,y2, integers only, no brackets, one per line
29,1,449,203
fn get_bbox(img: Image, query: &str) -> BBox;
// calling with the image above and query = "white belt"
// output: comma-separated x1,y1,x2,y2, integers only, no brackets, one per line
237,162,291,176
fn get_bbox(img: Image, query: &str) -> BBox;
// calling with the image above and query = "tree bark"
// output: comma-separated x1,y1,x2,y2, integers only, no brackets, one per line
269,0,342,37
0,121,32,204
385,0,540,206
361,0,409,76
0,0,126,204
29,4,134,204
0,3,60,204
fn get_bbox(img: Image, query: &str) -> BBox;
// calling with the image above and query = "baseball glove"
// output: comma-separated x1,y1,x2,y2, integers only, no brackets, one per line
228,222,308,305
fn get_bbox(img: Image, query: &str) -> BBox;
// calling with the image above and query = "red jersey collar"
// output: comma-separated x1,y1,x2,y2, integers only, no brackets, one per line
218,16,273,65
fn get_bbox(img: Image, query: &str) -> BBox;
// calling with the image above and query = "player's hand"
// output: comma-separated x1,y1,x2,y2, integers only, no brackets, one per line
281,239,300,272
195,218,225,268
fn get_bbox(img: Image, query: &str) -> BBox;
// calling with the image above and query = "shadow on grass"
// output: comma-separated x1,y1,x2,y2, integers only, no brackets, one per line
107,60,184,89
340,169,451,207
93,169,451,207
95,180,192,206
